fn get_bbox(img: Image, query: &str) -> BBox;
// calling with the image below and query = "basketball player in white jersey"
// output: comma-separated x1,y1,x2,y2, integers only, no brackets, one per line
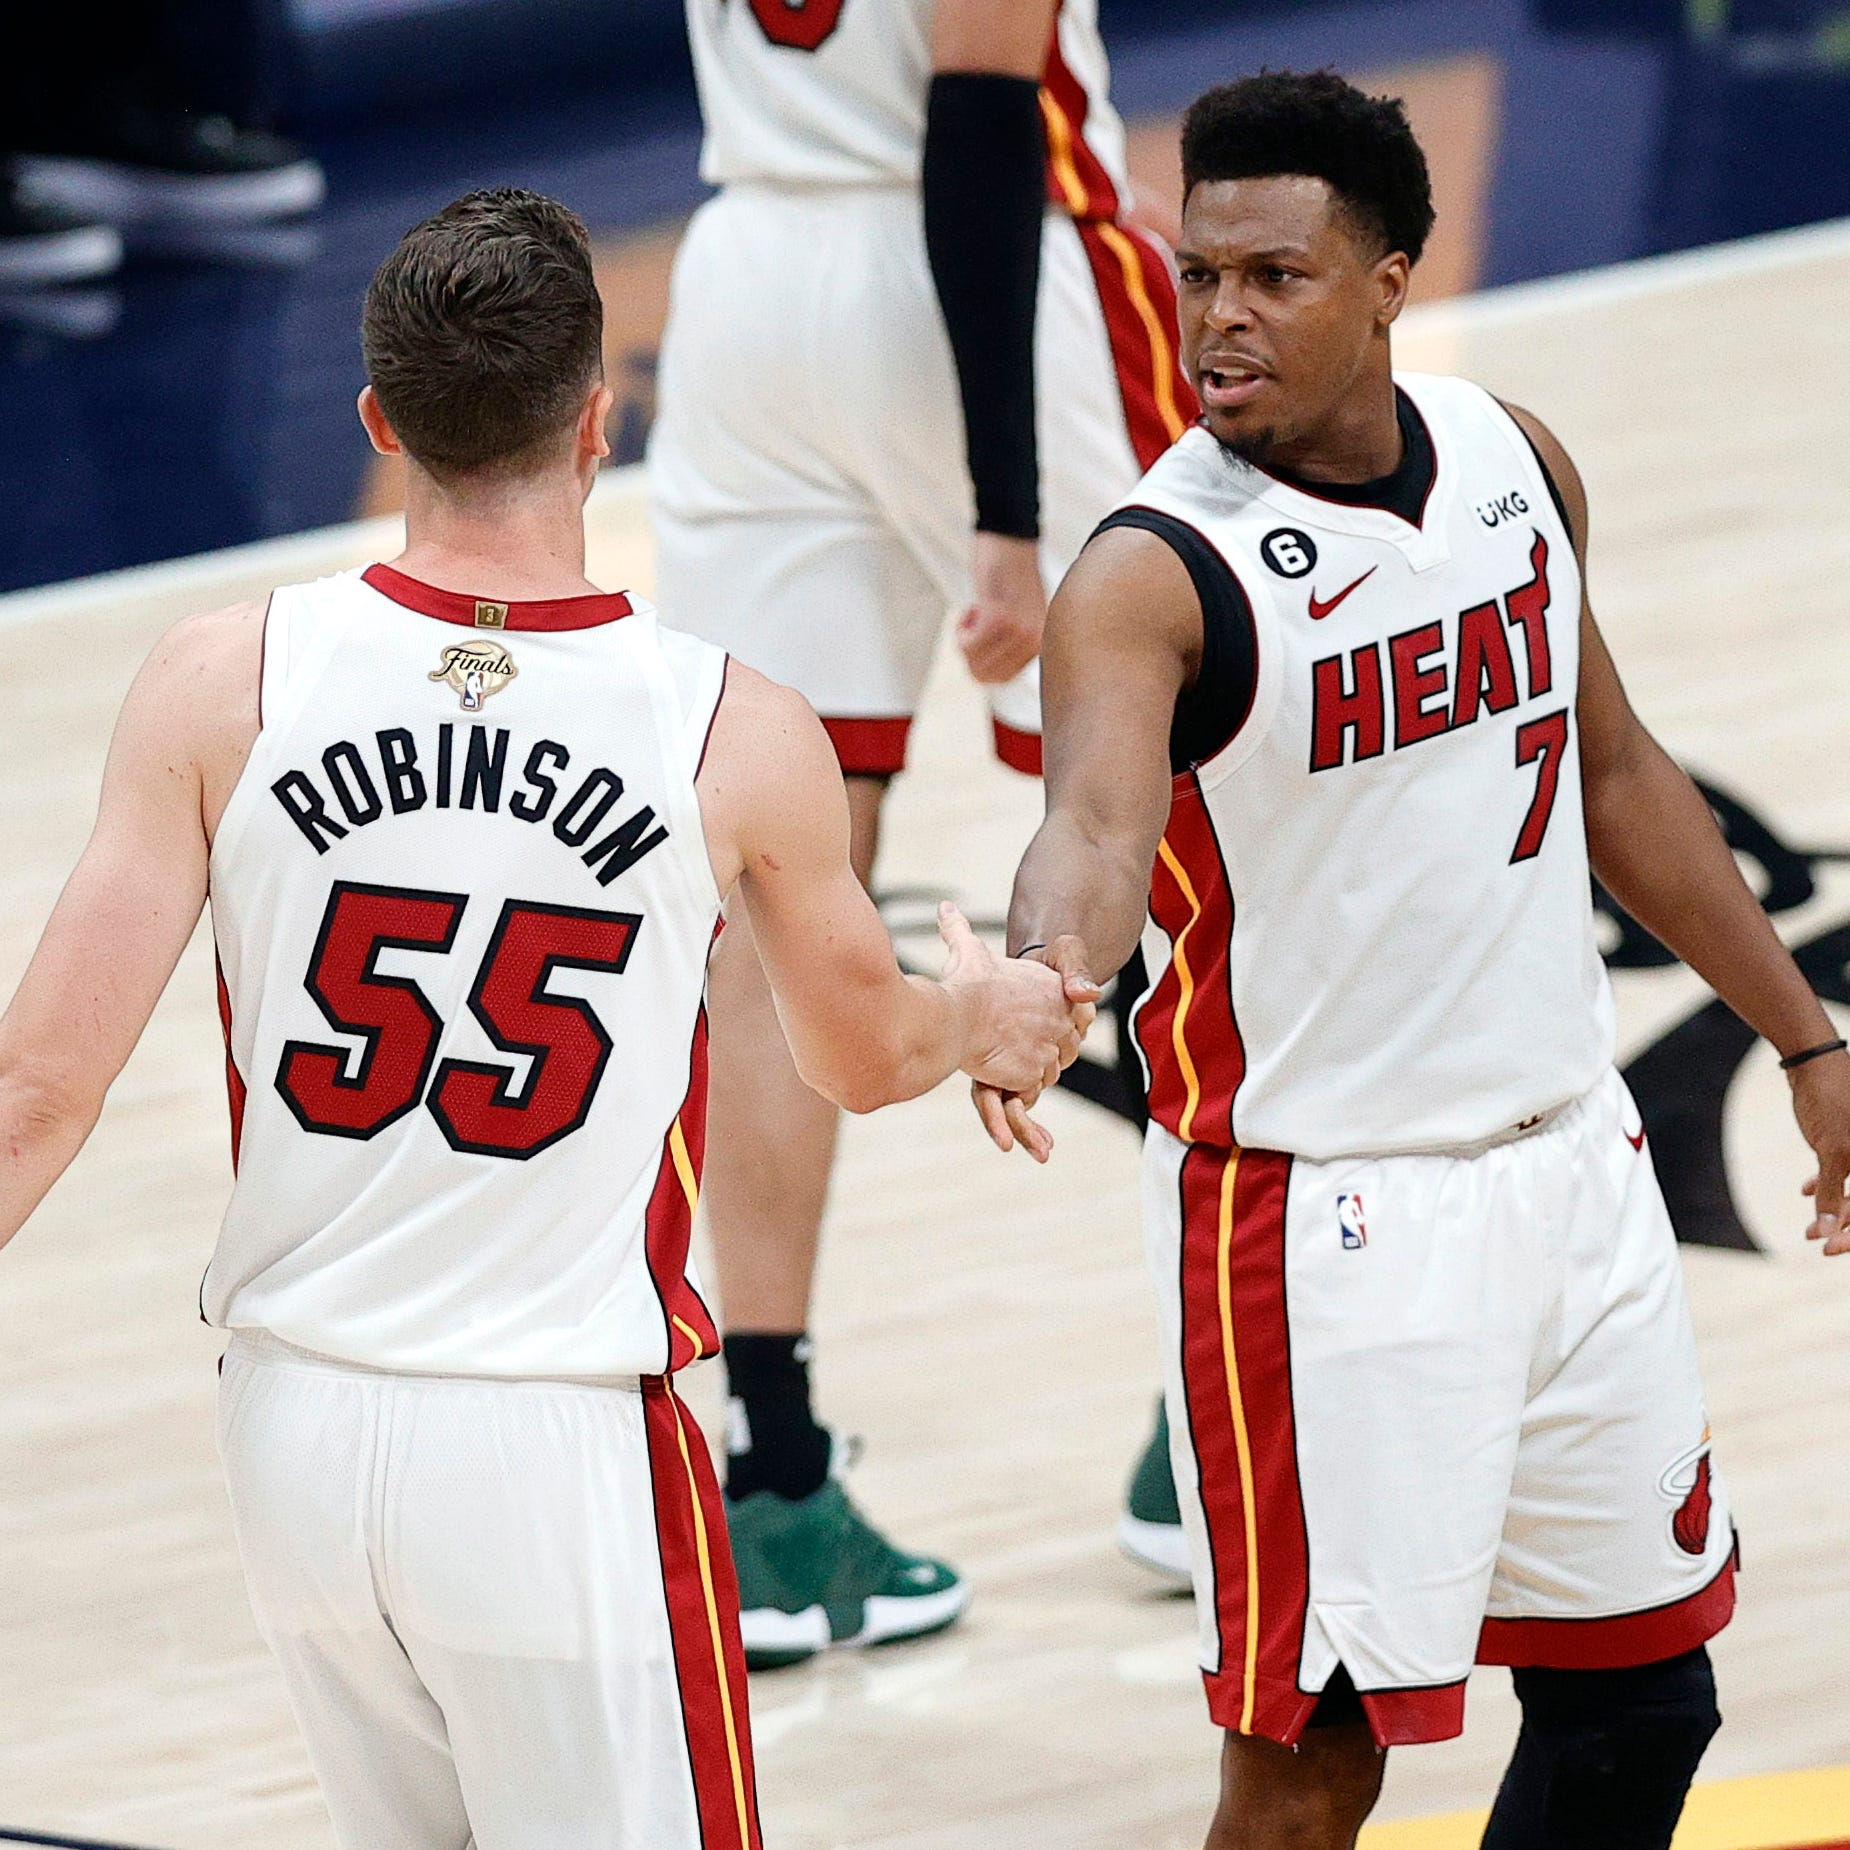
0,189,1093,1850
651,0,1199,1658
982,74,1850,1849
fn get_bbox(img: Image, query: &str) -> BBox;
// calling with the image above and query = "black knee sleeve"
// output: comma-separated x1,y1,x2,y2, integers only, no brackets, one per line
1480,1649,1721,1850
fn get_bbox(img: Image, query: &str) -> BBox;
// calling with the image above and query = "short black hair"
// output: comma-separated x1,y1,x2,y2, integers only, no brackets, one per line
362,187,604,481
1181,71,1435,265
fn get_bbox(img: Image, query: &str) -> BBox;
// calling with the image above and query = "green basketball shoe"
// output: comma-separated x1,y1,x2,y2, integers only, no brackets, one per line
724,1442,969,1669
1117,1399,1194,1587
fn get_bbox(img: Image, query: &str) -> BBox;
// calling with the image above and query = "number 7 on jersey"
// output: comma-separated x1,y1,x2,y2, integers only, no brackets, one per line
1511,708,1570,864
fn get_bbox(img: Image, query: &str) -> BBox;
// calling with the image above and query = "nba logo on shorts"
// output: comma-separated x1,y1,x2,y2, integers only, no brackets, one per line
1337,1193,1367,1250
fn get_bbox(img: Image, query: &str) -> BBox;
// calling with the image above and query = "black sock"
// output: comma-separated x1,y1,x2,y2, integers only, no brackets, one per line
723,1331,831,1502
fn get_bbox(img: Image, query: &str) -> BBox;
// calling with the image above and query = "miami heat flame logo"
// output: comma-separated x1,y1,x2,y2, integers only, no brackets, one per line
429,640,517,712
1659,1434,1715,1557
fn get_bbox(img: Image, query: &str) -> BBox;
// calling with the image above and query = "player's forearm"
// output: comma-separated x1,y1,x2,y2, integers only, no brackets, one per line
1587,736,1833,1056
1008,809,1152,981
0,1060,100,1249
785,969,968,1115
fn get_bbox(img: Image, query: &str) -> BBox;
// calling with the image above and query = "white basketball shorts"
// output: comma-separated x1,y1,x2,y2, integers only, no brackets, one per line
1144,1065,1736,1749
648,183,1191,776
217,1334,760,1850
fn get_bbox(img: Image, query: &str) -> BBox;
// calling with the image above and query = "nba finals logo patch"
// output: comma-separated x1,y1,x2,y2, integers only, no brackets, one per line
1337,1193,1367,1250
429,640,518,713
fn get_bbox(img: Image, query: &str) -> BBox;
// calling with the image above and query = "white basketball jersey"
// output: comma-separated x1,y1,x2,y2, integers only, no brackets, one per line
1126,373,1616,1160
203,566,728,1379
686,0,1129,216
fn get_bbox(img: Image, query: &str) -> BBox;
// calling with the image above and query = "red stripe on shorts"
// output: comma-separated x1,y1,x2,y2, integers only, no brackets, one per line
214,952,246,1170
1477,1546,1737,1671
820,715,911,777
991,718,1043,776
1137,777,1245,1145
1074,219,1199,470
1178,1143,1316,1744
642,1007,721,1371
643,1379,763,1850
1357,1679,1468,1747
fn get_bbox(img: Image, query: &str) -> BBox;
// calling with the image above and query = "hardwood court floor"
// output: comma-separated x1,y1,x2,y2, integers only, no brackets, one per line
2,221,1848,1849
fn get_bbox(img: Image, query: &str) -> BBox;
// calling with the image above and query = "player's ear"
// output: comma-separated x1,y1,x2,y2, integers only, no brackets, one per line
579,381,616,466
1373,249,1412,329
357,385,403,457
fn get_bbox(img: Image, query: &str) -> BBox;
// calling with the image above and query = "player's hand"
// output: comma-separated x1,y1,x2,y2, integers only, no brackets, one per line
939,906,1096,1159
1790,1047,1850,1255
956,532,1046,685
968,935,1103,1162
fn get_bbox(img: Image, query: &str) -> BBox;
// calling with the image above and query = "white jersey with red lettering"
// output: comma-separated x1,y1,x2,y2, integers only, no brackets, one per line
1126,370,1615,1160
203,564,728,1380
686,0,1129,214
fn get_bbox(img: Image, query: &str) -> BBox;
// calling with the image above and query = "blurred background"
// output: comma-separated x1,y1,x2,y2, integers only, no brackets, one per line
3,0,1850,596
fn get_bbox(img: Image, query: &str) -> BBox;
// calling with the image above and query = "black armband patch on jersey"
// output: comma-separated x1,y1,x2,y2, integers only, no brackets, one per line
1093,508,1259,774
923,72,1045,541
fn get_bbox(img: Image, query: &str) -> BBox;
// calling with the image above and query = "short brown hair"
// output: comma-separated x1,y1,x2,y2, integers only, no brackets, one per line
361,188,604,481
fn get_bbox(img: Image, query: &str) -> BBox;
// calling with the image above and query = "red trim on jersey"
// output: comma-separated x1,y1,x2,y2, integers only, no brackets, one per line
991,718,1043,777
1358,1681,1468,1747
361,562,634,631
1477,1548,1737,1671
1074,219,1198,471
820,715,911,778
696,656,731,779
1179,1144,1315,1746
1137,775,1245,1145
642,1379,763,1850
1039,18,1120,221
214,954,247,1170
643,1007,721,1372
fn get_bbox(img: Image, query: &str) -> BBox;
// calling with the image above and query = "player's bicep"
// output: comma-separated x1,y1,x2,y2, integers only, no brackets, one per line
1576,602,1652,802
932,0,1060,76
0,636,212,1114
1041,529,1197,853
717,682,905,1073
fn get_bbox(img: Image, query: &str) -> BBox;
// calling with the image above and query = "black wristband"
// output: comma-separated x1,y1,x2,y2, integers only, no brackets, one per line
1015,942,1047,958
1779,1037,1847,1071
923,72,1044,541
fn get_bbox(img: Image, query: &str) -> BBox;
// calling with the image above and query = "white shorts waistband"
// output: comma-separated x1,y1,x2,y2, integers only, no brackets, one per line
221,1328,645,1393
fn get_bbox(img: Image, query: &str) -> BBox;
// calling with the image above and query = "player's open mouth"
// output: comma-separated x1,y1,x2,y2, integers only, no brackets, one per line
1200,367,1268,411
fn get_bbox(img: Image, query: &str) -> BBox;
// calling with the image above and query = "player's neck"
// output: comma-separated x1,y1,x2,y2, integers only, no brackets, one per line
392,466,599,601
1264,362,1402,486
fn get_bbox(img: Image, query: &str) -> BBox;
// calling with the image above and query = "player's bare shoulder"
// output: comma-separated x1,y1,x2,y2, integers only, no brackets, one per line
1048,522,1204,681
121,595,267,836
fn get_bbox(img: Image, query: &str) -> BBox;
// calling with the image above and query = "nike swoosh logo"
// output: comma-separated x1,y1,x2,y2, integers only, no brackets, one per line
1308,566,1377,620
1626,1126,1646,1151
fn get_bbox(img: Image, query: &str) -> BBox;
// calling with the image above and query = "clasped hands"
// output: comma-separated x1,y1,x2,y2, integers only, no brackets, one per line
968,932,1099,1164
